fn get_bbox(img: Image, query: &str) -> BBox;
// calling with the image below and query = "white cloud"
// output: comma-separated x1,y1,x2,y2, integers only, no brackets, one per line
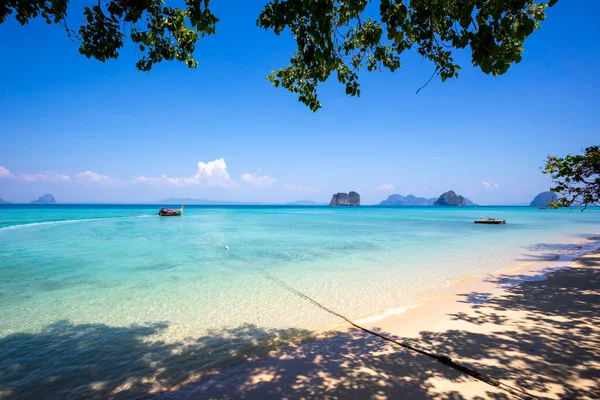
76,171,113,184
133,158,234,188
21,171,71,182
193,158,233,187
0,166,14,179
133,176,155,184
241,172,276,188
20,174,45,182
482,181,501,191
133,174,195,186
284,184,318,192
0,166,71,182
375,183,394,192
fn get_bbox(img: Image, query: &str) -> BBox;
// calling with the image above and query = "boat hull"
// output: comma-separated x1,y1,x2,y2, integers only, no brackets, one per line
158,212,182,216
158,205,184,217
474,220,506,224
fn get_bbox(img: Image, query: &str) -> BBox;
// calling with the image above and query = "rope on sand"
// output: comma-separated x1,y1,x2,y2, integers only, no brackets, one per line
258,268,542,400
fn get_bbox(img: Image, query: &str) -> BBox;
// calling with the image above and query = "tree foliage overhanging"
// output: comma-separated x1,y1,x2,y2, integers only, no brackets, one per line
543,146,600,210
1,0,558,110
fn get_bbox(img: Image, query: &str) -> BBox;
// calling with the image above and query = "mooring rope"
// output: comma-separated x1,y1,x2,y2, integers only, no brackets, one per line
258,268,541,400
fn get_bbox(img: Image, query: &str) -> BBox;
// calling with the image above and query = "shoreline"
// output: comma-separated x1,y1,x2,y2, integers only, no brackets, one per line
317,234,600,334
179,237,600,399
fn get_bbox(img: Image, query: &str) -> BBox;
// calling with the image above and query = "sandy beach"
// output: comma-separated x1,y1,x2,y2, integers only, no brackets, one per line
164,242,600,399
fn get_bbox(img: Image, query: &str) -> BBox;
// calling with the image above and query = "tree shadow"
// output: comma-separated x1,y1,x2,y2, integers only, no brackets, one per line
578,253,600,268
527,243,583,253
1,265,599,399
515,253,561,262
445,266,600,399
516,238,600,262
457,292,493,304
0,321,312,399
479,266,566,290
516,243,585,262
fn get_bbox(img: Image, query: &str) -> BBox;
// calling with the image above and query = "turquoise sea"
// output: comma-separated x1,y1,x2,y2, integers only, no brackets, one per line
1,205,600,398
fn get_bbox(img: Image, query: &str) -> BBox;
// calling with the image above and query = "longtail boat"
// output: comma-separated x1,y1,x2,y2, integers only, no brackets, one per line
474,217,506,224
158,205,184,216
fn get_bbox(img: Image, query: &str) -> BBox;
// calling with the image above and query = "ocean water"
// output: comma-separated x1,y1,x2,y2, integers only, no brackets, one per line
1,205,599,397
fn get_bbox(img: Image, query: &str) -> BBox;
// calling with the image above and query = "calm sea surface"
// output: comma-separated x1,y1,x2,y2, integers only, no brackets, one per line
1,205,599,397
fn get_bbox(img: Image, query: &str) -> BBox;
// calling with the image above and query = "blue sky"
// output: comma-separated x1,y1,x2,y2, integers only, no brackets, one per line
0,1,598,204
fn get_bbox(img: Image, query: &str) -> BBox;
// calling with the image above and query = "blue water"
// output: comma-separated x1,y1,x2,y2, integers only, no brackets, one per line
1,205,599,397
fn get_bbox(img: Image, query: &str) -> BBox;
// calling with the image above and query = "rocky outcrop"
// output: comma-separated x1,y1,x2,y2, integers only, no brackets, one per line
379,194,437,206
530,191,558,208
329,191,360,206
433,190,473,206
30,194,56,204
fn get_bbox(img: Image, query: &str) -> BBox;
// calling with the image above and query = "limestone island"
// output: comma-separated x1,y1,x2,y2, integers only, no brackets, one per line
379,194,437,206
329,191,360,206
433,190,474,206
530,191,558,208
30,194,56,204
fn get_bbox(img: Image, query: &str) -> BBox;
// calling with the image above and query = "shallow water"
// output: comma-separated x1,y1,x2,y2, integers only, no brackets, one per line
1,205,599,396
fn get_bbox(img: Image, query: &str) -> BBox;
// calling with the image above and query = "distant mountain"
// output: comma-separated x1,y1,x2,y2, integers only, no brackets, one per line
0,197,10,204
530,191,558,208
286,200,325,205
379,194,437,206
433,190,475,206
30,194,56,204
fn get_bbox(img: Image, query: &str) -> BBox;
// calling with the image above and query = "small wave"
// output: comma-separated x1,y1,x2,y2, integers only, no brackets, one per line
354,302,424,324
0,215,155,231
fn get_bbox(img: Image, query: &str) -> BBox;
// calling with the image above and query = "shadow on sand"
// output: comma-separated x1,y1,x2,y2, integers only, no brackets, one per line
1,260,599,399
0,322,311,399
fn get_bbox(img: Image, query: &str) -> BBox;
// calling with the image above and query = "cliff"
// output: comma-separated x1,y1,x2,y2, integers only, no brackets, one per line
30,194,56,204
433,190,473,206
530,191,558,208
329,191,360,206
379,194,437,206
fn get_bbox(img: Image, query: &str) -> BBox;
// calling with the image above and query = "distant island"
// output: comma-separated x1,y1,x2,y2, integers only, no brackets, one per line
433,190,474,206
30,194,56,204
379,191,474,206
530,191,558,208
379,194,437,206
329,191,360,206
0,197,10,204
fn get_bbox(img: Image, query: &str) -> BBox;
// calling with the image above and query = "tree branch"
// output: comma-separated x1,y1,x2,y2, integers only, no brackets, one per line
416,67,439,94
